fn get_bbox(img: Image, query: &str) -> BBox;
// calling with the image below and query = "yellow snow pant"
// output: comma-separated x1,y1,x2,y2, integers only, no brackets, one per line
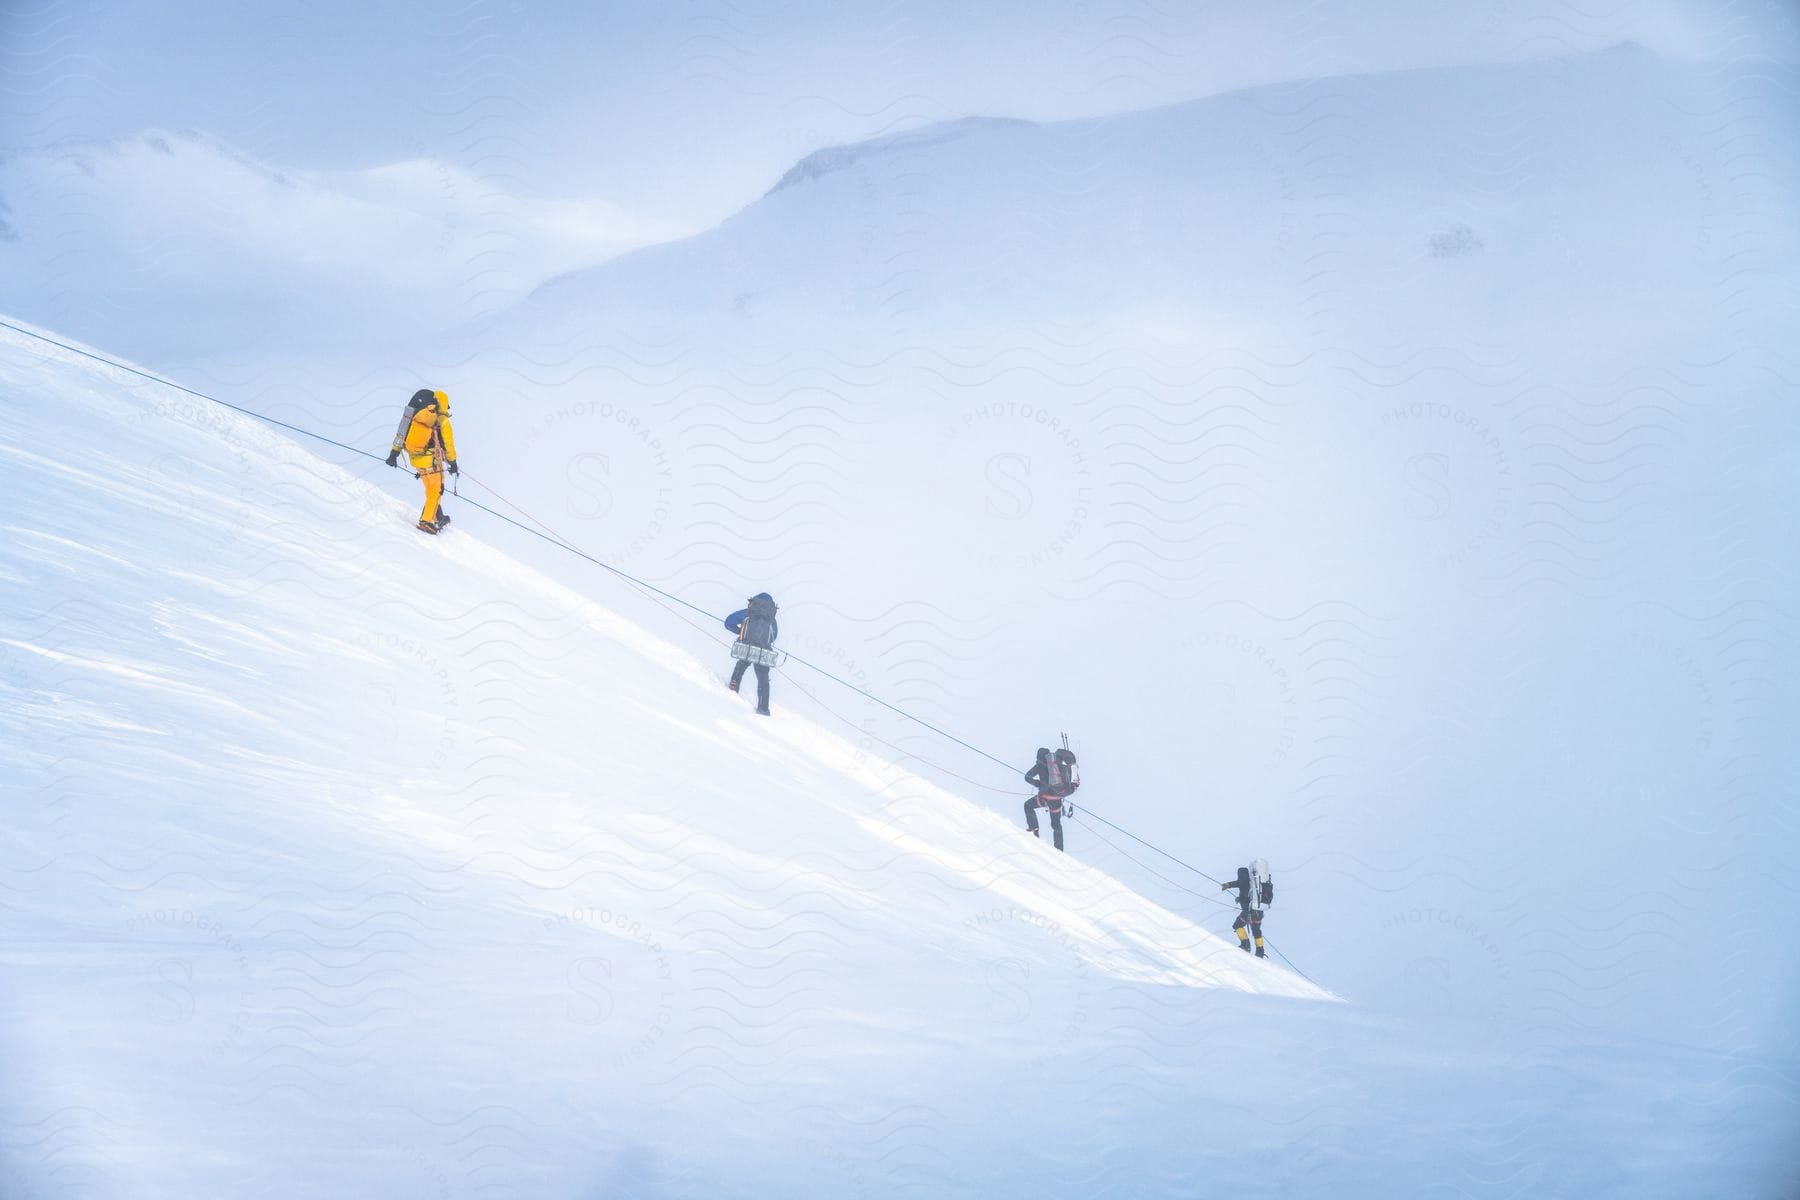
410,454,444,524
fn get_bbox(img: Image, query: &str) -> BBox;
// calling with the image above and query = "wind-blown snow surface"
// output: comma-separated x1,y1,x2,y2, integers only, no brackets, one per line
2,325,1791,1196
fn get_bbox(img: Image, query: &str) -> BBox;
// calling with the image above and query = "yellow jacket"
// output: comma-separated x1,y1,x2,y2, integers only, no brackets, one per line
391,390,456,465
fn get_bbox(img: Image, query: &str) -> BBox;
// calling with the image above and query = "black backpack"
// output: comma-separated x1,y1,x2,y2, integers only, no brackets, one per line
1250,859,1273,908
741,594,779,648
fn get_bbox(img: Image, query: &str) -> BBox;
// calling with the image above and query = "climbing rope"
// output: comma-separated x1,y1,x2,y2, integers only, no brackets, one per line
1,317,1320,986
777,667,1022,797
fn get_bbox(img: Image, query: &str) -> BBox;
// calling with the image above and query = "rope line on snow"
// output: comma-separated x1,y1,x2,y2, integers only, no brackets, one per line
456,468,1022,781
0,318,729,631
1,318,393,465
776,668,1023,797
1079,822,1235,907
3,317,1319,985
1074,809,1225,887
1263,939,1318,985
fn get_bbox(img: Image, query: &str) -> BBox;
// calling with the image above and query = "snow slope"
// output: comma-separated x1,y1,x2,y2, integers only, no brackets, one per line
4,324,1792,1196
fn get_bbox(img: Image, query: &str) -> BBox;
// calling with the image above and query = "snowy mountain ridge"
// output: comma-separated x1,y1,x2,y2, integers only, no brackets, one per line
767,117,1037,195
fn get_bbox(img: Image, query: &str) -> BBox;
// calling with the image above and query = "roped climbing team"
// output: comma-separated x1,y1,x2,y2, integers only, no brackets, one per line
380,388,1280,956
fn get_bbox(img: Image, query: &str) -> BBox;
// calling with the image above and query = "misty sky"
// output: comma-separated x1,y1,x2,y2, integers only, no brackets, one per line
6,0,1793,229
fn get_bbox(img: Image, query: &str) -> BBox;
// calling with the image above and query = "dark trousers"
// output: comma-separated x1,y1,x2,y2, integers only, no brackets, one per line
1024,797,1064,850
730,660,771,712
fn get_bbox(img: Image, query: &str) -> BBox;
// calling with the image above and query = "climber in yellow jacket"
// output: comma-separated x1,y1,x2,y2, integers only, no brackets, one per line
385,388,458,534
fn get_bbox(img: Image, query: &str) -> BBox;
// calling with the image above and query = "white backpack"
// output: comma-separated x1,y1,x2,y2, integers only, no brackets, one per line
1248,858,1273,913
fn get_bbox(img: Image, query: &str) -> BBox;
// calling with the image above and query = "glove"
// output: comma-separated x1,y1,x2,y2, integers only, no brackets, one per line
447,459,459,476
385,450,400,467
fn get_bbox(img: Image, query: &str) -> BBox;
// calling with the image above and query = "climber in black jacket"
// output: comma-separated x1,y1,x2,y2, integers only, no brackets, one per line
1221,859,1274,956
724,592,779,716
1023,746,1079,851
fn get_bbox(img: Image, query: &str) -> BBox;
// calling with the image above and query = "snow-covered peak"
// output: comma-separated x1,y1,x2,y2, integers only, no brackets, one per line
767,116,1037,195
495,46,1798,355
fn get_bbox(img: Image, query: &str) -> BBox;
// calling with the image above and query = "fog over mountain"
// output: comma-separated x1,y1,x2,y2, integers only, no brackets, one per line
2,5,1796,1195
